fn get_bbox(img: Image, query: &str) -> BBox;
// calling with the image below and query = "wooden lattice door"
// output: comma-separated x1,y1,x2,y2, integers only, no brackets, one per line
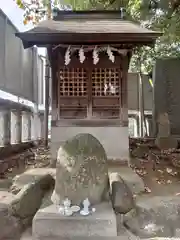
58,67,88,118
92,68,121,119
57,65,123,120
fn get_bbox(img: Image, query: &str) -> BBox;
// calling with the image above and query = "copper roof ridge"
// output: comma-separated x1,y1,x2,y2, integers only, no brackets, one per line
53,9,126,20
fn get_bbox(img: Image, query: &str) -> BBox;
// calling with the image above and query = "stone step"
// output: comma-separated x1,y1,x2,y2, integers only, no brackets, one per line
22,231,137,240
21,228,180,240
32,203,117,239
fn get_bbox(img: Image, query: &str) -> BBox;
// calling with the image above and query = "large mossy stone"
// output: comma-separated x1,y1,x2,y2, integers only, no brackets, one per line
11,168,56,194
0,191,21,240
9,174,54,226
51,133,109,205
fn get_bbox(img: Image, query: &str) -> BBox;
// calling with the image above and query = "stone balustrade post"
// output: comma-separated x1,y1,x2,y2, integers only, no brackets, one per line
22,111,31,142
11,110,22,144
0,109,11,146
39,114,45,140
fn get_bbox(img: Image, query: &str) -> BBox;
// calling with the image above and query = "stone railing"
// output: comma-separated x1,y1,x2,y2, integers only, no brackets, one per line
128,110,153,138
0,104,44,158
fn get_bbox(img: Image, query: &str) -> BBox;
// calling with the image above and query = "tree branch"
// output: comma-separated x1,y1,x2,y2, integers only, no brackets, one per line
167,0,180,18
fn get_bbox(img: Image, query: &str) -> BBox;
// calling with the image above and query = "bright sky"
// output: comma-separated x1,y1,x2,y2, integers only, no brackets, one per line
0,0,45,55
0,0,32,31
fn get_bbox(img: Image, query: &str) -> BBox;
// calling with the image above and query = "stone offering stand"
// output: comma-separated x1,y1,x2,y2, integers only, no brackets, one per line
33,133,122,239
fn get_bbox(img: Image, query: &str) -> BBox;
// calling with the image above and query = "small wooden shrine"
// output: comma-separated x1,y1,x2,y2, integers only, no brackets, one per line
16,10,161,163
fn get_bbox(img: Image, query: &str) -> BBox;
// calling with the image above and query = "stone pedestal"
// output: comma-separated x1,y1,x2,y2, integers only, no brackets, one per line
32,203,117,239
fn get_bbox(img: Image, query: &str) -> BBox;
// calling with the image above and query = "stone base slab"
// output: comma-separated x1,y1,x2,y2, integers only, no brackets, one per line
32,202,117,239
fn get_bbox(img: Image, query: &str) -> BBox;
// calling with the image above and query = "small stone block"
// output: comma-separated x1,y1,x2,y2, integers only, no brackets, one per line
32,202,117,239
155,136,178,150
109,166,145,195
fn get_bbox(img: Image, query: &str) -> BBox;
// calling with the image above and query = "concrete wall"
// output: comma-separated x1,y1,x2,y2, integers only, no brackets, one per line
153,58,180,136
0,9,44,104
51,126,129,162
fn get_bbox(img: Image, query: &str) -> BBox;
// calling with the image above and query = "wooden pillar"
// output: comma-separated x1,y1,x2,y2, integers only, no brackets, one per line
121,56,128,126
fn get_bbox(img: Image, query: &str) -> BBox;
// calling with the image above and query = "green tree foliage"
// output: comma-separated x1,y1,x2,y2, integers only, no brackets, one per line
15,0,180,73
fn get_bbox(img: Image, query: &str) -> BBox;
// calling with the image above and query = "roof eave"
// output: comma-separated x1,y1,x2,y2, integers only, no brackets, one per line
16,32,161,49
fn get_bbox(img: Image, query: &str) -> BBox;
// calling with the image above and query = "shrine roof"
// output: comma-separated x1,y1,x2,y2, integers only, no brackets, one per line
16,10,162,49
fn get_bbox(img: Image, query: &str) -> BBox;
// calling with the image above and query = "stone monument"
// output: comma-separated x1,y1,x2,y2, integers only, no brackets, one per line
51,133,109,205
32,134,117,239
